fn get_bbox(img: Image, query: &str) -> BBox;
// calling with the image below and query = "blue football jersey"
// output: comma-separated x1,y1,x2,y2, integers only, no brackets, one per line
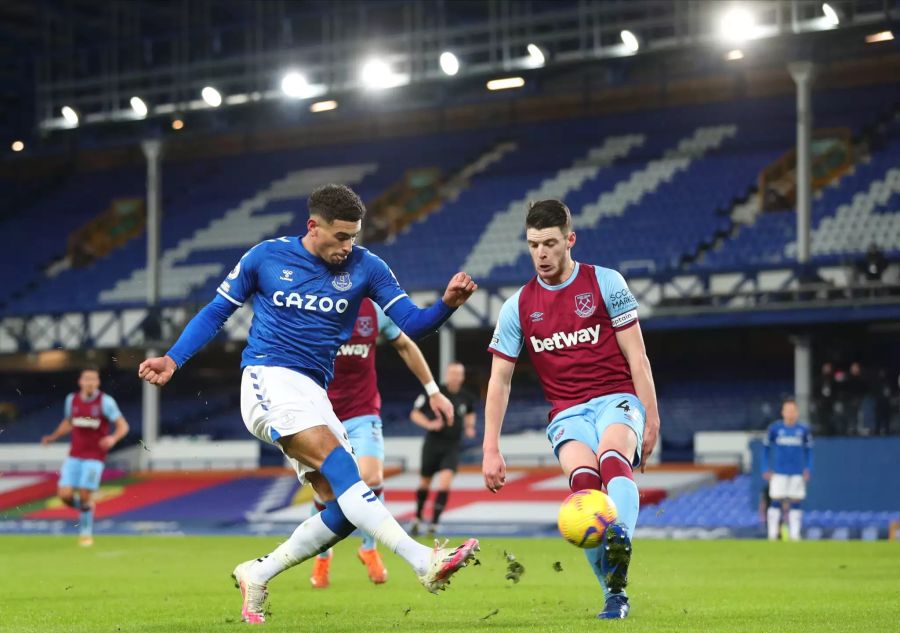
216,236,409,388
763,421,813,475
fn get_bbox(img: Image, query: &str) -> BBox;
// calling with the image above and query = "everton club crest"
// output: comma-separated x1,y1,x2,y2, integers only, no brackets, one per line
574,292,596,318
332,272,352,292
356,316,375,337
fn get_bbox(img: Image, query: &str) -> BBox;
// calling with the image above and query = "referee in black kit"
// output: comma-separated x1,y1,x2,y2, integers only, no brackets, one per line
409,361,477,536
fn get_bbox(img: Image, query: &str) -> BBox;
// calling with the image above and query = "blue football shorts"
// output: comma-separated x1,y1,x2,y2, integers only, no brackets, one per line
343,414,385,460
546,393,645,468
58,456,105,491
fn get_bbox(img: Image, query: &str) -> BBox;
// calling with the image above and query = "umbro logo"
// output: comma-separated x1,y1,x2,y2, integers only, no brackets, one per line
530,312,544,322
279,269,294,282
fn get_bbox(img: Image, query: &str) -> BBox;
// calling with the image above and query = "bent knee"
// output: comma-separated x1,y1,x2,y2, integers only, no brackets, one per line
306,471,336,502
363,475,383,489
598,423,638,457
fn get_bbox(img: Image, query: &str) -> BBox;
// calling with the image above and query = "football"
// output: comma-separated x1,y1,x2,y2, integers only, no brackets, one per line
557,489,618,548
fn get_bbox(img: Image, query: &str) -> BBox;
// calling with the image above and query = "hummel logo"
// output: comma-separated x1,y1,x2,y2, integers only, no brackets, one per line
279,269,294,282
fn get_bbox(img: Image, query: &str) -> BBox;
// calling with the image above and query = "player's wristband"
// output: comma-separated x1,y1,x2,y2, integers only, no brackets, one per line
424,380,440,397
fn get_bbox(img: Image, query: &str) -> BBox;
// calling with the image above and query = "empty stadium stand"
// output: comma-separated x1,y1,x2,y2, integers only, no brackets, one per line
1,84,898,317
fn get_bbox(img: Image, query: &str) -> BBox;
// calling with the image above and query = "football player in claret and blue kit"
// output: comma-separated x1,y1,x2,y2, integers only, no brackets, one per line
139,184,479,624
41,365,130,547
482,199,661,620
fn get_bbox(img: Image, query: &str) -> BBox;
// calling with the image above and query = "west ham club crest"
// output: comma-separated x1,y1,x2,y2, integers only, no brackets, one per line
356,316,375,337
574,292,596,318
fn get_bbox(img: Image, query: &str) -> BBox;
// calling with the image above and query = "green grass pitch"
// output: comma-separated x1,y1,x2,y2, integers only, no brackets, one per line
4,535,899,632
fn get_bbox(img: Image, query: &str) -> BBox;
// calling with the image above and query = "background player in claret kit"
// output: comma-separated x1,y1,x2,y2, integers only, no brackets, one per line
409,362,478,536
41,366,130,546
481,199,660,621
763,396,813,541
310,297,454,588
138,184,479,625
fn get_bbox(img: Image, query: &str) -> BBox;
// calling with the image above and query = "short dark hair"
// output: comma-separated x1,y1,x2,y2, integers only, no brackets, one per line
782,396,796,406
81,365,100,376
308,184,367,223
526,199,572,233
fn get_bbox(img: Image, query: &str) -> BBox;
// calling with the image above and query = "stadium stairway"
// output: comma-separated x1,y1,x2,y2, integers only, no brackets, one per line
5,131,496,314
433,140,518,207
98,163,378,304
0,167,144,311
699,115,900,270
790,161,900,259
462,133,647,276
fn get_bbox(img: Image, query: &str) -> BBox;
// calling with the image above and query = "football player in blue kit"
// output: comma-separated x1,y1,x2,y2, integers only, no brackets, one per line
138,184,480,624
763,396,813,541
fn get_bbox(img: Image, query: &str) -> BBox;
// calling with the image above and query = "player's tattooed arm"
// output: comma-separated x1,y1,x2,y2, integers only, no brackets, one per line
615,322,660,472
483,355,514,493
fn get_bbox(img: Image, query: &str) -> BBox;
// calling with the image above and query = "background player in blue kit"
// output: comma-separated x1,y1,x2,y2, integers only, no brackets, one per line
138,184,480,624
763,397,813,541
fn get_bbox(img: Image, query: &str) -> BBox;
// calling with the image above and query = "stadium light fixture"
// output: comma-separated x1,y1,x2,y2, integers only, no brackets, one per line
440,51,460,76
310,100,338,113
281,71,312,98
526,43,545,68
11,140,24,152
130,96,148,119
171,118,184,130
486,76,525,91
201,86,223,107
822,3,840,27
620,30,640,54
719,7,757,43
865,30,894,44
726,49,745,61
361,58,404,90
61,106,79,127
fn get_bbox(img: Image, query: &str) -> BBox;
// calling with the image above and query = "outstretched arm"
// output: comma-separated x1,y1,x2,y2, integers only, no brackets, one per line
482,355,515,493
382,272,477,339
138,294,238,386
390,332,454,424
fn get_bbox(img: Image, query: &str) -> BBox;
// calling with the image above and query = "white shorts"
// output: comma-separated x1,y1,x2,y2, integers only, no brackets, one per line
240,365,353,485
769,474,806,500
